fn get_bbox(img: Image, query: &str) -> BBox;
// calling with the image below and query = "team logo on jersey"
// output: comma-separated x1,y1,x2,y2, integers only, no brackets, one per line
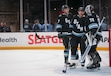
77,24,83,31
65,18,71,24
89,18,95,22
73,19,83,31
73,19,77,24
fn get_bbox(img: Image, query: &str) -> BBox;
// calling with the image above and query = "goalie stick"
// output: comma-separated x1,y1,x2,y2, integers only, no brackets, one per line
80,17,105,63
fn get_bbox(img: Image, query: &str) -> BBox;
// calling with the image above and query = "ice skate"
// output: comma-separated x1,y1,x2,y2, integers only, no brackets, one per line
81,62,85,67
87,62,100,70
69,54,79,68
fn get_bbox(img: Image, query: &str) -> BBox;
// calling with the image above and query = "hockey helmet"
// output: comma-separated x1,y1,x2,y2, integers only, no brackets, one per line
78,7,84,11
85,5,94,16
61,5,69,11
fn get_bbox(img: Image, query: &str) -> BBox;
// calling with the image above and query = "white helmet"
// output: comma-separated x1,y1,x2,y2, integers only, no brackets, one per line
85,5,94,16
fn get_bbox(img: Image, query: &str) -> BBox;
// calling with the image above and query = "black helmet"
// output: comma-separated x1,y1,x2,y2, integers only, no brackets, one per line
78,7,84,11
61,5,69,10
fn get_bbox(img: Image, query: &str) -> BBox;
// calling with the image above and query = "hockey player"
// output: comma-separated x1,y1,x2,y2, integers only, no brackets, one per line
85,5,102,69
56,5,73,64
69,7,86,67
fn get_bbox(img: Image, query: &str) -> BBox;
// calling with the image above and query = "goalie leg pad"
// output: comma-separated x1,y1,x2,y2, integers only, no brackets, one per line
89,51,101,64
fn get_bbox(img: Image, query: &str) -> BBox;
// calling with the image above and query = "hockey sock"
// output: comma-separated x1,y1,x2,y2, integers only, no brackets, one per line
64,49,69,63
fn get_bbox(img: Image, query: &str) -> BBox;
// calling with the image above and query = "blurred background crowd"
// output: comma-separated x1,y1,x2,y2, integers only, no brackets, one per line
23,19,54,32
0,18,108,32
0,0,110,32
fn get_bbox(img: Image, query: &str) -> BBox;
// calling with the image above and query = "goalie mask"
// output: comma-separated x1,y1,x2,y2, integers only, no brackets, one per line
85,5,94,16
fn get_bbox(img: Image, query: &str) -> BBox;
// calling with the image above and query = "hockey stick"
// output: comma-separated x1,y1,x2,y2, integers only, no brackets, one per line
35,32,46,39
35,32,71,73
94,17,105,38
62,40,71,73
80,17,105,63
80,33,92,63
35,32,72,39
62,63,68,73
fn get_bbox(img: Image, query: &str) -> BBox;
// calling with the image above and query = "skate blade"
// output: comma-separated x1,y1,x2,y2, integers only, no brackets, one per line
86,67,101,71
64,63,71,67
69,63,77,69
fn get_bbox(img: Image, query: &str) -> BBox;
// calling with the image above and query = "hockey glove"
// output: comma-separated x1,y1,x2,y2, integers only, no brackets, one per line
58,33,63,38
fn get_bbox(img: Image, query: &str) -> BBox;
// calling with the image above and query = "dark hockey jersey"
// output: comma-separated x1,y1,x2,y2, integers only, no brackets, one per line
87,13,98,24
86,13,102,33
70,15,87,37
86,13,102,40
56,13,73,32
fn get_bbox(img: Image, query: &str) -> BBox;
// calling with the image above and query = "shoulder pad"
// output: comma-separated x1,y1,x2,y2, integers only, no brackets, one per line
58,14,66,17
58,14,62,17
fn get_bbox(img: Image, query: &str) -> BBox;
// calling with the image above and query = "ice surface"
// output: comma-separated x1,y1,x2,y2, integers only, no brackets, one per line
0,50,110,76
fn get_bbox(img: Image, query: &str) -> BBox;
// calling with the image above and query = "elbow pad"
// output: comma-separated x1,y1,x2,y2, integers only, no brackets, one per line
88,23,98,30
56,24,62,32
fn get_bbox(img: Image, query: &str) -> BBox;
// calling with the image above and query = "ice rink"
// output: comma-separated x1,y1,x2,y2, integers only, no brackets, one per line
0,50,111,76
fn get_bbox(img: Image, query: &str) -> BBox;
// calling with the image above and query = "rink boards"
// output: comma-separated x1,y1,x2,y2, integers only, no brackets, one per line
0,32,109,51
